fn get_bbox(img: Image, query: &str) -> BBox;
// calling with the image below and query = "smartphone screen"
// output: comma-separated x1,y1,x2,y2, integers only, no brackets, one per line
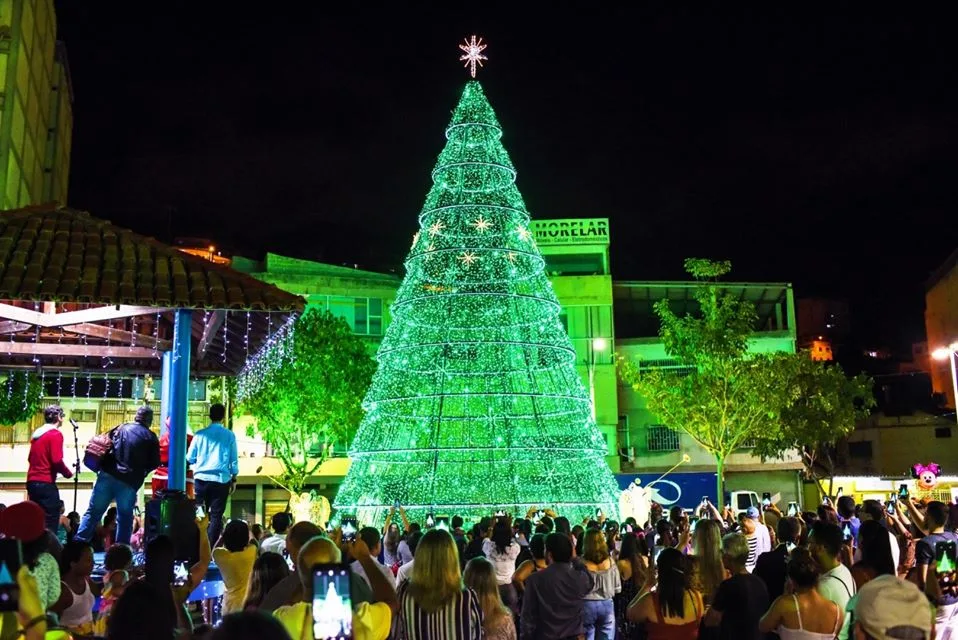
887,500,896,515
425,514,436,528
312,564,353,640
436,516,450,531
393,499,400,509
786,502,799,517
842,524,853,544
836,487,844,498
340,518,358,543
0,538,22,612
596,508,603,518
899,484,909,499
195,504,205,520
172,559,190,587
937,541,957,574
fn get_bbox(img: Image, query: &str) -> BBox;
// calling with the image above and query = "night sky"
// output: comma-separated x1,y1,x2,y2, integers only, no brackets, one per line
54,4,957,351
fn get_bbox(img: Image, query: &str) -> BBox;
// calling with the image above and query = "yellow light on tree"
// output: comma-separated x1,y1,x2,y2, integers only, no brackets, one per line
333,78,620,525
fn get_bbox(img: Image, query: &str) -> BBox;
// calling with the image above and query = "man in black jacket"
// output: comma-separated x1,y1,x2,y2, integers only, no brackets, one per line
753,516,801,602
76,405,160,544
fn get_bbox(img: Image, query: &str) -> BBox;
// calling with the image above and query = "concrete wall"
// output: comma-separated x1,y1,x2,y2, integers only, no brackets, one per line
844,412,958,476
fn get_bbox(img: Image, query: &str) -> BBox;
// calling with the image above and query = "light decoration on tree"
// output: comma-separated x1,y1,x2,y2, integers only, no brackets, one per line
334,79,620,524
458,35,487,78
235,314,297,402
152,310,161,359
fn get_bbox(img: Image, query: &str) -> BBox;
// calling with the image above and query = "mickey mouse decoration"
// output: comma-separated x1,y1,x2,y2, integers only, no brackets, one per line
912,462,942,492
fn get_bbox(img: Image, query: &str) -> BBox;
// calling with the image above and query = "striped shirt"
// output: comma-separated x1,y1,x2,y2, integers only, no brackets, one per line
397,582,482,640
746,534,759,572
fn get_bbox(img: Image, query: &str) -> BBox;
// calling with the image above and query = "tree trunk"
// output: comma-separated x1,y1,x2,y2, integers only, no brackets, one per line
716,454,725,511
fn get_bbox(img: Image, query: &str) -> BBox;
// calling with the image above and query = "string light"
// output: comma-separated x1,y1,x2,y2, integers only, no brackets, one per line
221,310,230,365
71,373,77,398
152,311,161,359
56,371,62,399
244,311,251,365
235,314,296,402
334,80,619,524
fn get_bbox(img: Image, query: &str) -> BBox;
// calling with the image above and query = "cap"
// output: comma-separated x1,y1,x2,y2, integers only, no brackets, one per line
853,574,932,640
746,506,760,519
0,501,46,542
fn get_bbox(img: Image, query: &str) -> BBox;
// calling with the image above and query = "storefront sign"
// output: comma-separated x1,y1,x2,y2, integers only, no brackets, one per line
531,218,610,246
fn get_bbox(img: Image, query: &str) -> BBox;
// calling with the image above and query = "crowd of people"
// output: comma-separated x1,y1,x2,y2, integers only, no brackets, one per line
0,402,952,639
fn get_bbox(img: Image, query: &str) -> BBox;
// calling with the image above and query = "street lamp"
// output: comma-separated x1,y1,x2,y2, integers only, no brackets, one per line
932,341,958,426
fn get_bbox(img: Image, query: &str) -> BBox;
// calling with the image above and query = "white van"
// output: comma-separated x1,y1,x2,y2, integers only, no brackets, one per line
728,490,760,519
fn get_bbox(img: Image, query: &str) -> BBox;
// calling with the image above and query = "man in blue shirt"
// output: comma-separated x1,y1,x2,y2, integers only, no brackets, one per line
186,403,238,543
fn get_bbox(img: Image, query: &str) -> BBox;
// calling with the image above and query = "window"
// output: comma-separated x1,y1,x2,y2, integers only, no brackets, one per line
936,427,952,439
737,494,756,510
646,425,679,452
316,296,386,336
72,409,97,422
848,441,873,458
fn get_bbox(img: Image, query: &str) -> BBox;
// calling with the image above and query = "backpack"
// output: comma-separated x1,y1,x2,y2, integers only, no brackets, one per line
83,428,115,472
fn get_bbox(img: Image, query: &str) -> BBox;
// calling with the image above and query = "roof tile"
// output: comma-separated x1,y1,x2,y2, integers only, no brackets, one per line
0,204,304,312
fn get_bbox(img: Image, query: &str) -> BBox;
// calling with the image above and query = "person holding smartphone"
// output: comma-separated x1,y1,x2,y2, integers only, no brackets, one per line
272,533,397,640
915,501,958,636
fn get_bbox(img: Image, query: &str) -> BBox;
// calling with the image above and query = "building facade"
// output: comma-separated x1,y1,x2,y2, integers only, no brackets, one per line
926,249,958,410
0,0,72,208
230,218,803,512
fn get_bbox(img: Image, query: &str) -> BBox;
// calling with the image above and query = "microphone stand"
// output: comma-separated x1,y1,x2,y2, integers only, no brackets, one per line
69,418,81,513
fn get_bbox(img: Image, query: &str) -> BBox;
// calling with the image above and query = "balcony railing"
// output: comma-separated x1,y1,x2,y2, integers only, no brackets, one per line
647,425,680,452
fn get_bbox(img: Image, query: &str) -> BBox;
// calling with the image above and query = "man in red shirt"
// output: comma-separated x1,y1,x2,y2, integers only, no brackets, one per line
27,404,74,532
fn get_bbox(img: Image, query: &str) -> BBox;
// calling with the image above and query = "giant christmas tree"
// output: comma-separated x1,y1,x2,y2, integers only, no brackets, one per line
334,60,620,524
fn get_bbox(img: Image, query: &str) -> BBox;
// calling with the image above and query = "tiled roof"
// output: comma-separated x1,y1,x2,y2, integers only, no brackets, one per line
0,204,304,311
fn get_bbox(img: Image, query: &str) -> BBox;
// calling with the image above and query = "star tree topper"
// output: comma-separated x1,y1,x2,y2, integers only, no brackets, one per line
459,35,488,78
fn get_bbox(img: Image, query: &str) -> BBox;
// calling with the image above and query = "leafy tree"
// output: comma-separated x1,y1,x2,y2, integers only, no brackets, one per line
240,309,376,495
619,259,794,509
0,371,44,426
751,356,874,499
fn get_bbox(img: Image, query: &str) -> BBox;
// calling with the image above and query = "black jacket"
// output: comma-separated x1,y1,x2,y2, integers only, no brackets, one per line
101,421,160,488
753,544,790,602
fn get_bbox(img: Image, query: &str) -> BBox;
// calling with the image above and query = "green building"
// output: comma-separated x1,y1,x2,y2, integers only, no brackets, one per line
234,217,805,506
0,0,72,208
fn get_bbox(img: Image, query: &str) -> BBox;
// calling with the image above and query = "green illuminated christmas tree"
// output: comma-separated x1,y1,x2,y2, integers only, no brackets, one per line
334,78,620,525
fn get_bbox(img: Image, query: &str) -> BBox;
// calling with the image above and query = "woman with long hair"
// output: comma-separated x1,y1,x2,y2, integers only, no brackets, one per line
852,519,896,589
464,557,516,640
399,529,483,640
614,532,649,640
758,547,843,639
512,533,548,594
627,547,703,640
688,519,726,605
107,580,179,640
582,528,622,639
213,519,258,615
383,522,402,568
483,517,521,616
243,552,291,611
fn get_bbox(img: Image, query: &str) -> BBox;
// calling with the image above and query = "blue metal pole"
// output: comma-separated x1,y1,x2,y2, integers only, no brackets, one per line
167,309,193,492
160,350,173,438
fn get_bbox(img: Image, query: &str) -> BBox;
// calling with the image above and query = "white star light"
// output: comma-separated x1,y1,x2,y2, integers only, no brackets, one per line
471,215,492,232
459,251,479,266
516,225,532,242
410,231,420,248
459,35,488,78
428,221,446,236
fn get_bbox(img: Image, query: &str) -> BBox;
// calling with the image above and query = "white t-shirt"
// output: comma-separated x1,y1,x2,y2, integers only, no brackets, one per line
351,558,397,591
482,538,520,585
817,563,856,611
396,559,415,587
260,533,287,556
754,522,772,556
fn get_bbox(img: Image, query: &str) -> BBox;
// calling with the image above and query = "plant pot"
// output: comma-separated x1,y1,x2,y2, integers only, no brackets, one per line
288,491,331,527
